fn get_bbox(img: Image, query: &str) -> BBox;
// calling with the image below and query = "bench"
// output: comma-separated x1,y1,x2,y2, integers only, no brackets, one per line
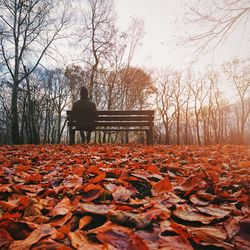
66,110,154,144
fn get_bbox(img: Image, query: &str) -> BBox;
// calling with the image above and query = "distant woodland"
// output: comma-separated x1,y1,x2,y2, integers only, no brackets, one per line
0,0,249,145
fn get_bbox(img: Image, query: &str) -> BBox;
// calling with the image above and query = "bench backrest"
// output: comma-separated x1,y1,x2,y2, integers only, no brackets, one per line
67,110,154,128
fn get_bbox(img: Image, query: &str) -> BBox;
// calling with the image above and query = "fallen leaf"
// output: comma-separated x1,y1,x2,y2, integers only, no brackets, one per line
91,222,149,250
187,226,227,244
79,215,92,229
10,224,56,250
51,197,71,217
153,175,173,195
157,236,193,250
173,204,215,224
0,228,13,249
68,230,101,250
91,172,106,184
196,204,231,219
108,210,152,229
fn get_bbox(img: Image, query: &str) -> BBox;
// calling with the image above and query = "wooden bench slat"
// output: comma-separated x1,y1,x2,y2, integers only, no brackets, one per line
69,116,153,122
96,116,154,121
96,110,154,115
73,121,153,127
95,128,150,131
67,110,154,116
95,122,153,127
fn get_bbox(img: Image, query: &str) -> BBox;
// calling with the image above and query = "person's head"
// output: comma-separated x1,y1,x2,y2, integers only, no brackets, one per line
80,86,89,99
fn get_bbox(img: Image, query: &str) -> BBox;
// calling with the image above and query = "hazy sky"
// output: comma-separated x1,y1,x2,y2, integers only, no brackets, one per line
114,0,250,70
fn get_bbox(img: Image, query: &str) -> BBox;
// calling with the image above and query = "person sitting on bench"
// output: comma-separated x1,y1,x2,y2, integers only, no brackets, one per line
72,86,96,143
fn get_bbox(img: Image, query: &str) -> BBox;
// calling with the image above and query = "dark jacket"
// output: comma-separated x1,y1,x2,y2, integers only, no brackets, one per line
72,98,97,130
72,98,96,112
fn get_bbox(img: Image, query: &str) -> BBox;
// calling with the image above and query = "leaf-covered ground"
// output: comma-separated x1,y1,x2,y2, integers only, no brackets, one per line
0,144,250,250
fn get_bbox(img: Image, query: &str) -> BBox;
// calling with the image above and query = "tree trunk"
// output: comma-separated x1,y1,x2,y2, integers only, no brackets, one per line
11,83,20,144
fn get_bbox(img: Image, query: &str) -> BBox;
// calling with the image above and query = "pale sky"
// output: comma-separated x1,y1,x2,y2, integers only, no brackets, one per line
114,0,250,70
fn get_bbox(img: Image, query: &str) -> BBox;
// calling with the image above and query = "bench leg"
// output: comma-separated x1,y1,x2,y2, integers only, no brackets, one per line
69,129,75,145
146,128,153,145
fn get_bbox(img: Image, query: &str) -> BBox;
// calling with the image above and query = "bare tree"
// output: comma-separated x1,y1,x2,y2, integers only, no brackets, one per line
80,0,116,99
188,74,210,145
156,69,175,144
179,0,250,56
126,17,145,67
223,58,250,144
0,0,70,144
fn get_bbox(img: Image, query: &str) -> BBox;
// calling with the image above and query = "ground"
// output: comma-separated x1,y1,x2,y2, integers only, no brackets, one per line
0,144,250,249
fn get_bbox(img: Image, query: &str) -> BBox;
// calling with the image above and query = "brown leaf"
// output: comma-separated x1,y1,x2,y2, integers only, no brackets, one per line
79,203,112,215
92,222,149,250
239,216,250,234
157,236,194,250
112,186,133,201
224,217,241,239
233,235,250,250
187,226,233,249
108,210,152,229
50,211,72,227
0,200,18,212
173,204,215,224
190,194,211,206
31,239,73,250
51,197,71,217
10,224,56,250
196,204,231,219
143,204,171,220
68,230,101,250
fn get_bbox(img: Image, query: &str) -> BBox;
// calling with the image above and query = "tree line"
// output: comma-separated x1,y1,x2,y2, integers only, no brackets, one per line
0,0,249,145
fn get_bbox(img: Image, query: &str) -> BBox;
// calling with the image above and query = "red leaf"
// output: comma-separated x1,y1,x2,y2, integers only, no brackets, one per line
153,175,173,195
0,229,13,249
147,165,161,174
72,165,85,176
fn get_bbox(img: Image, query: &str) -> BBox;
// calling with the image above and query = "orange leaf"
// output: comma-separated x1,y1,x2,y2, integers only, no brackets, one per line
24,173,41,184
79,216,92,229
19,196,31,207
91,172,106,184
87,165,101,174
50,211,72,227
72,165,85,176
153,176,173,195
68,230,100,249
147,165,161,174
16,164,31,172
51,197,71,217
